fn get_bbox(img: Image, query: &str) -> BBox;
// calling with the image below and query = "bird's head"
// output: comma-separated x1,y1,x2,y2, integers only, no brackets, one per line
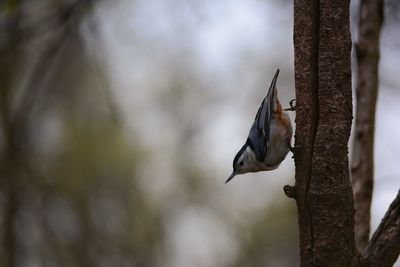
226,143,263,183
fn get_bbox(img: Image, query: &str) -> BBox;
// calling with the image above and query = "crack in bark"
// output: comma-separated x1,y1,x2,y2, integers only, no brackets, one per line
305,0,321,263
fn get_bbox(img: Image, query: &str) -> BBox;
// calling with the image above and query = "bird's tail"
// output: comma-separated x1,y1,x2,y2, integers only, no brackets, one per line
266,68,280,111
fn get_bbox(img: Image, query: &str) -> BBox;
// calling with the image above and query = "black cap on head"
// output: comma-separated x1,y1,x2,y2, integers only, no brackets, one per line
226,143,248,183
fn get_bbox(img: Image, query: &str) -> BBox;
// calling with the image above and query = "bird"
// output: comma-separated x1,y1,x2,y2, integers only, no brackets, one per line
226,69,293,183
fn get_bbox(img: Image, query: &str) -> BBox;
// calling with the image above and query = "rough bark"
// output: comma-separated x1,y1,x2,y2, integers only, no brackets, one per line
351,0,383,252
291,0,357,265
287,0,400,265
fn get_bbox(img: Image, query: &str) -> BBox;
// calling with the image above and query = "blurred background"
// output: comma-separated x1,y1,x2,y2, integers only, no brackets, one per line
0,0,399,266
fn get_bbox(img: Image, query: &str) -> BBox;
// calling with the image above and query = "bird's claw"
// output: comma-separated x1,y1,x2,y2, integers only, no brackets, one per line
284,99,296,111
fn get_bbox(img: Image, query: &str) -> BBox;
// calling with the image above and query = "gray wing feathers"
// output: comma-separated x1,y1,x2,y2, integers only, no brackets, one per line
248,100,269,162
247,69,280,162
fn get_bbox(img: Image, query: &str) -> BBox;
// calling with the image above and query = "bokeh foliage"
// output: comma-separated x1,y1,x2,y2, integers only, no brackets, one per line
0,1,299,266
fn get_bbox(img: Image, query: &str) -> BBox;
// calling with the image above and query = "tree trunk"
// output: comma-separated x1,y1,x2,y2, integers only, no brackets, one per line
287,0,400,266
290,0,357,265
351,0,383,252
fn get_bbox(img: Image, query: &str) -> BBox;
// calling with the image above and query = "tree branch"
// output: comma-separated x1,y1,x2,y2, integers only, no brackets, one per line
351,0,383,252
363,190,400,267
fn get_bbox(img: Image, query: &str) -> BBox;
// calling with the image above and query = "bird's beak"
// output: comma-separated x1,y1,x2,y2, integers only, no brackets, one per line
225,172,237,183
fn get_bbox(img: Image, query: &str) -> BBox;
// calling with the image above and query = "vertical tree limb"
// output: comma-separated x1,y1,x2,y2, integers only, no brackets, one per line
292,0,357,265
289,0,400,265
351,0,383,252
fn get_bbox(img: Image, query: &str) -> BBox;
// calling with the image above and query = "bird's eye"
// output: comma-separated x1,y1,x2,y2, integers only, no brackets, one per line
239,160,244,166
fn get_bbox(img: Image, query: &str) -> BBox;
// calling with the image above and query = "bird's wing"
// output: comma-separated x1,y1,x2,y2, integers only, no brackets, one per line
247,69,279,162
248,97,272,161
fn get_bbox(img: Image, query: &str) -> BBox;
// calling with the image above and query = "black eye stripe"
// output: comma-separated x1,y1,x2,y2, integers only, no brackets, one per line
239,161,244,166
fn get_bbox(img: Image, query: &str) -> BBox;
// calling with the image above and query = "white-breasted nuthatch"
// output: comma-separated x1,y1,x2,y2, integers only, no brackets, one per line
226,69,293,183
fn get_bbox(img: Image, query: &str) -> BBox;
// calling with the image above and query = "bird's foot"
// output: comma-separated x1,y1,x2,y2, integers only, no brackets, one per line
284,99,296,111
